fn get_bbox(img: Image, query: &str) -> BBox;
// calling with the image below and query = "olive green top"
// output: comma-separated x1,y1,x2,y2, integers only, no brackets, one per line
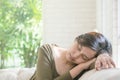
30,44,73,80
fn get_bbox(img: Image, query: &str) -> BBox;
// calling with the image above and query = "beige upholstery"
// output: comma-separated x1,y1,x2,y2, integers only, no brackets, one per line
0,68,35,80
79,68,120,80
0,68,120,80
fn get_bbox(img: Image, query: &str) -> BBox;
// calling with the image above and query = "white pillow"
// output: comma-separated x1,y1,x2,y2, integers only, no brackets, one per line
17,68,35,80
0,68,19,80
0,68,35,80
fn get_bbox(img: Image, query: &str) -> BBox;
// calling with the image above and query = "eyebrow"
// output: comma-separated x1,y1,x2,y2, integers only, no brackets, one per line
81,53,89,60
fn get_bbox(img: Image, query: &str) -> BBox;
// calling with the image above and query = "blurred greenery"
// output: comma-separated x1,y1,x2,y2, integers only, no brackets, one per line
0,0,42,68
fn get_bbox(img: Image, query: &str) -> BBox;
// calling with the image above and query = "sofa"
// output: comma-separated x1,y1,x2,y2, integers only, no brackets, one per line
79,68,120,80
0,68,35,80
0,68,120,80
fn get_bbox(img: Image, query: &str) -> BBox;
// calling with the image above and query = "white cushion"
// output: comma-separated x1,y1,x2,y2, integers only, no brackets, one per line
79,68,120,80
0,68,35,80
17,68,35,80
0,68,120,80
0,68,19,80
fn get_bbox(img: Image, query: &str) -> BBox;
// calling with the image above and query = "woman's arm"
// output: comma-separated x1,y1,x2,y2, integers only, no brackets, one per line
36,47,53,80
69,58,96,79
95,53,116,70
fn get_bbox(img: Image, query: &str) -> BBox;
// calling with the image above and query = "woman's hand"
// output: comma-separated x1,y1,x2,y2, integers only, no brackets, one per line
95,53,116,70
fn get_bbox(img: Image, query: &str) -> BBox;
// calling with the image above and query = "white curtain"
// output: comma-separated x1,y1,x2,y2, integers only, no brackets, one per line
97,0,120,67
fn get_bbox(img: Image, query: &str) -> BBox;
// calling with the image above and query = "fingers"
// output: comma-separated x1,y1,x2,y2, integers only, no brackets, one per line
110,58,116,68
102,57,109,68
95,54,116,71
95,58,108,70
95,59,101,70
102,57,116,68
107,59,113,68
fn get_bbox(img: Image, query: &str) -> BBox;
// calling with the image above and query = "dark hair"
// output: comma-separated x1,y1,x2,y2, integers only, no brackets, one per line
75,32,112,57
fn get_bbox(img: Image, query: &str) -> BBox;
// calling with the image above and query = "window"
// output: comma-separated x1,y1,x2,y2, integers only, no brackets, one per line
0,0,42,69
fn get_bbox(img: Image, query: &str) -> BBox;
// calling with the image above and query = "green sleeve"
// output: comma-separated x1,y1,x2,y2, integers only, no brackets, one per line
36,45,73,80
54,71,72,80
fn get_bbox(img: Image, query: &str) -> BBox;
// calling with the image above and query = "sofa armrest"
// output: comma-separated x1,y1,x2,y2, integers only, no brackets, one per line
79,68,120,80
0,68,35,80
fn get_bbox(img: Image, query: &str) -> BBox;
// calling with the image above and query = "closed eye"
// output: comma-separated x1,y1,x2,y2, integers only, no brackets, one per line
81,54,89,61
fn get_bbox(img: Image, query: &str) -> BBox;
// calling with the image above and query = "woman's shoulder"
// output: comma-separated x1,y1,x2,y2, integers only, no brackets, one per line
39,44,52,52
40,43,58,49
39,43,58,54
39,44,56,63
41,43,51,48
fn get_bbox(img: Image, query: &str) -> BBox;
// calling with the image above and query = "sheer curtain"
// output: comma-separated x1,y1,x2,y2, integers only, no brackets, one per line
96,0,120,67
118,0,120,67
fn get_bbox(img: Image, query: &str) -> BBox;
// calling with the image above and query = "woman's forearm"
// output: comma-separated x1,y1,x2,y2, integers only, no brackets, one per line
69,64,84,78
70,58,96,78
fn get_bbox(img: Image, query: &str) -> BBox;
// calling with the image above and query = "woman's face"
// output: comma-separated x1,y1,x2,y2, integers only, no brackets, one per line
66,41,96,64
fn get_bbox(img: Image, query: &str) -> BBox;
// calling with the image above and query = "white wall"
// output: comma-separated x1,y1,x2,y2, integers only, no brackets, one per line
42,0,96,48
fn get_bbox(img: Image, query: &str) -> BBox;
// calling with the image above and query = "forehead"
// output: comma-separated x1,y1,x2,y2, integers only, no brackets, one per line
75,42,96,57
81,46,97,59
81,46,96,54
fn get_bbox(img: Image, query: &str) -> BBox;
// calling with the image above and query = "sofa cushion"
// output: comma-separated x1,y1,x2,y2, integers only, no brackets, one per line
79,68,120,80
0,68,120,80
17,68,35,80
0,68,35,80
0,68,19,80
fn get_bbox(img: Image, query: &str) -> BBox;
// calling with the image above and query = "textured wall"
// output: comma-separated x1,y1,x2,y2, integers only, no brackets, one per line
42,0,96,48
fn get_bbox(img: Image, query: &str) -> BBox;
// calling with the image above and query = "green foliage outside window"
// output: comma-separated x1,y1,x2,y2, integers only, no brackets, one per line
0,0,42,68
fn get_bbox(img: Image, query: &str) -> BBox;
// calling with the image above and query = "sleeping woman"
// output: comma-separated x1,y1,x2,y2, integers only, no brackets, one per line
30,32,115,80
